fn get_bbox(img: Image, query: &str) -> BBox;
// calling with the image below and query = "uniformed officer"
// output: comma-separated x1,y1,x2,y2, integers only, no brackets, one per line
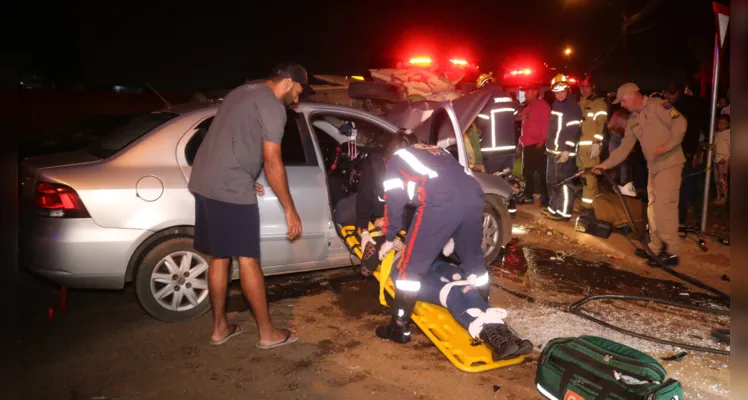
475,73,520,174
594,83,687,267
541,74,583,221
577,75,608,214
376,131,489,343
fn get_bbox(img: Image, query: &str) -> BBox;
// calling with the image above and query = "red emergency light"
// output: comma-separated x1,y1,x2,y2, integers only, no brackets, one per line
408,57,432,66
507,68,533,76
568,77,577,84
449,59,468,66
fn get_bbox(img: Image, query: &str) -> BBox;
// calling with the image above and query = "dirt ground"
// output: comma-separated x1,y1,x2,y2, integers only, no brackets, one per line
5,207,730,400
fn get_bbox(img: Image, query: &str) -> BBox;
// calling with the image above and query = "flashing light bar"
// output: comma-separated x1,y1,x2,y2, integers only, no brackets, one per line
350,75,365,81
409,57,432,66
449,59,468,66
508,69,533,76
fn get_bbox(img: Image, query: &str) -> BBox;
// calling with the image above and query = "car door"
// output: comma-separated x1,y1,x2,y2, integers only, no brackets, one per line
177,110,328,269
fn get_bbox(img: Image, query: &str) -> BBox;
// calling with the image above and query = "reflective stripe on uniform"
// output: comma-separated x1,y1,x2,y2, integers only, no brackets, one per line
586,112,594,118
481,108,516,151
478,114,490,120
578,140,594,146
559,185,572,217
482,145,516,152
383,178,404,192
547,149,578,157
565,140,576,147
594,111,608,120
582,197,594,204
551,111,563,151
394,149,439,178
395,279,421,292
406,181,416,200
594,134,604,141
566,120,582,127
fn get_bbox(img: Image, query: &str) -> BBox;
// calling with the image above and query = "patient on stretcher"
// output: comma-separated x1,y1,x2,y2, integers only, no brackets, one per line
359,230,534,361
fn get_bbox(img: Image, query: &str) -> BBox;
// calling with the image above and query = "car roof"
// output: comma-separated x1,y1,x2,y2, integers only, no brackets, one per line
160,100,398,130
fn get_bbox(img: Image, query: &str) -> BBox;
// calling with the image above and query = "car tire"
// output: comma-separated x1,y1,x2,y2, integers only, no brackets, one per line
134,236,212,322
482,195,512,265
347,81,402,103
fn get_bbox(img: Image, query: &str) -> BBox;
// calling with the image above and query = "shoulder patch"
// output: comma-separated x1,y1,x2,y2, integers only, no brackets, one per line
669,108,681,119
661,99,673,109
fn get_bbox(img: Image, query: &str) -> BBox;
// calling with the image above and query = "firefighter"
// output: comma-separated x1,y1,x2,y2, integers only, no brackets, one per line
541,74,583,221
375,131,492,345
594,83,687,267
475,73,520,174
577,75,608,215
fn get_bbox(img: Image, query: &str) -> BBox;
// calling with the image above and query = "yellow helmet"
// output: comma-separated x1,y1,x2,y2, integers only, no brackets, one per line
476,72,496,88
551,73,571,92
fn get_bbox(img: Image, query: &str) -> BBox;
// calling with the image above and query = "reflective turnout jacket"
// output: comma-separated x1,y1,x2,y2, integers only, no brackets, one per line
545,96,583,156
475,89,519,155
578,94,608,146
381,144,479,241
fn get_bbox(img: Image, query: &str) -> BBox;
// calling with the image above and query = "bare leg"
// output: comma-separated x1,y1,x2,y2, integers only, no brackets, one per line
237,256,291,346
208,257,233,342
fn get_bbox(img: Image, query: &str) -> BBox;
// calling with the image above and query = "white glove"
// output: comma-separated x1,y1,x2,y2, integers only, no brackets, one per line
555,151,570,163
442,238,455,257
378,240,395,260
359,230,375,250
589,143,601,159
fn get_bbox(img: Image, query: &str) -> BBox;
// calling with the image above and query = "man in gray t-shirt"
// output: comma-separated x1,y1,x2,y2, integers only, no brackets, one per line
189,63,314,349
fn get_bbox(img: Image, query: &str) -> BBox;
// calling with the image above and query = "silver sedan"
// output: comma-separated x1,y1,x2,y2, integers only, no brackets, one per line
20,101,514,322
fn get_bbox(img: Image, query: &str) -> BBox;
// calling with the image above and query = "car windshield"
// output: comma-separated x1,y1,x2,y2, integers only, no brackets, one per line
87,112,179,158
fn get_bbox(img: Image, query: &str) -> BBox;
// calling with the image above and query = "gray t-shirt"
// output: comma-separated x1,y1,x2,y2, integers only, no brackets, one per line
189,83,286,204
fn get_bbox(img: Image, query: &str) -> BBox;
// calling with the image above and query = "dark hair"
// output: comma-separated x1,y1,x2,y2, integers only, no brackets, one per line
718,114,730,123
387,129,417,154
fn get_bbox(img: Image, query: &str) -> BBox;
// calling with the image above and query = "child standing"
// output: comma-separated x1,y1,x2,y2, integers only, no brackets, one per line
713,115,730,205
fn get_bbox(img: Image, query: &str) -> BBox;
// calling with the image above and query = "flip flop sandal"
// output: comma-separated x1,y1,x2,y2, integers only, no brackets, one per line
256,329,299,350
210,325,243,346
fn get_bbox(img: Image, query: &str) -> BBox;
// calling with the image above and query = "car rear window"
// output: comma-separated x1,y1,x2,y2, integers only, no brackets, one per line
87,112,179,158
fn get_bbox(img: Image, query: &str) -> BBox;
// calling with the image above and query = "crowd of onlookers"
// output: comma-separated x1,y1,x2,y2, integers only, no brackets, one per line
520,82,730,225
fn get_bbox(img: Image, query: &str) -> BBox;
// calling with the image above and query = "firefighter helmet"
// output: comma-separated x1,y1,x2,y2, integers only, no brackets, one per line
551,74,571,92
477,72,496,88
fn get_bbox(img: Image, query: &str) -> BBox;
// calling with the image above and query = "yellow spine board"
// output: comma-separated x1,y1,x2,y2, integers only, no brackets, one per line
340,226,525,373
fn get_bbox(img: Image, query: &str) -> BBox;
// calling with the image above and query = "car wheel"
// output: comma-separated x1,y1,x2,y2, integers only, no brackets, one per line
134,237,211,322
482,196,512,265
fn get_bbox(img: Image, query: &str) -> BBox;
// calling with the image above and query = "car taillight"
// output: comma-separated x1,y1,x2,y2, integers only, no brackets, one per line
35,181,90,218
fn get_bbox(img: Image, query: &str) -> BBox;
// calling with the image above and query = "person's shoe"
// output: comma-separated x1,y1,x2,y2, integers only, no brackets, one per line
480,324,520,361
375,319,412,344
540,208,553,217
579,208,596,220
647,252,679,268
514,339,534,356
518,196,534,205
547,214,570,222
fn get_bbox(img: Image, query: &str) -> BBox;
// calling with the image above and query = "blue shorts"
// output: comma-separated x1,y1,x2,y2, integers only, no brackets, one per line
193,193,260,259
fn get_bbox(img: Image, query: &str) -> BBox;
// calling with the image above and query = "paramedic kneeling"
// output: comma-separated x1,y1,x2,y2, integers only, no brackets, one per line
376,131,489,344
593,83,686,267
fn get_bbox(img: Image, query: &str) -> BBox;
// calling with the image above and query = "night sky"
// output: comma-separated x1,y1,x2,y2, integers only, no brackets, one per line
19,0,727,93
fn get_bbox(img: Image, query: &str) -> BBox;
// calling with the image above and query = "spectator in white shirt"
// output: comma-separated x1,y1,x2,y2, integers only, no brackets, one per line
713,115,730,205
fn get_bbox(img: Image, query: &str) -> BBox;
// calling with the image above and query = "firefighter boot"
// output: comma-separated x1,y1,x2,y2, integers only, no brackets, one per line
376,289,417,344
480,323,520,361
